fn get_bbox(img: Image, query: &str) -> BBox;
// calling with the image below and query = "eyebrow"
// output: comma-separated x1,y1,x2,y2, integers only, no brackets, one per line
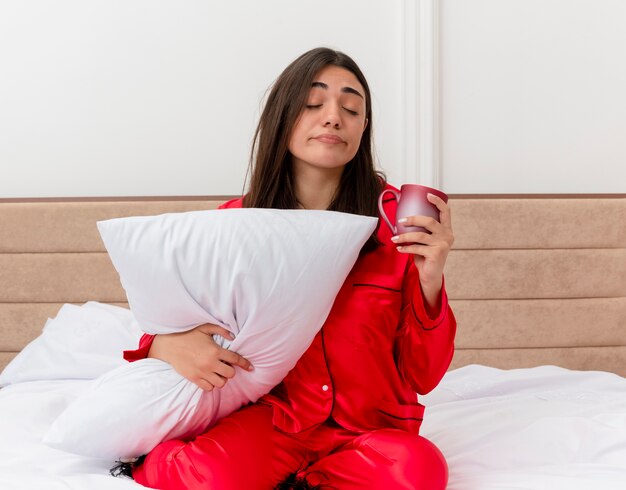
311,81,364,99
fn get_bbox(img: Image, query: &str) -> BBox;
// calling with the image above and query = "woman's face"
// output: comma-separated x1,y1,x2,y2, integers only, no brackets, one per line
288,65,368,175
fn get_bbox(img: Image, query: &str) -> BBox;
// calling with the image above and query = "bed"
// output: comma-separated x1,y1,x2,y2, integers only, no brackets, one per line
1,194,625,489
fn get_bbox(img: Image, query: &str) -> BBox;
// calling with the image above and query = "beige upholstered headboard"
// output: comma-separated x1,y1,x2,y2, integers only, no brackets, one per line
1,196,625,376
446,196,625,375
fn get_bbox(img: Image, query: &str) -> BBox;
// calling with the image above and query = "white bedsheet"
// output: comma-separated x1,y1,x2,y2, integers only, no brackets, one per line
420,365,626,489
0,379,142,490
1,365,625,489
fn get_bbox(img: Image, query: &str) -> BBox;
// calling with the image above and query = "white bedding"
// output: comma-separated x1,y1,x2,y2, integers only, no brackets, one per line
1,367,625,489
420,365,626,489
1,304,625,489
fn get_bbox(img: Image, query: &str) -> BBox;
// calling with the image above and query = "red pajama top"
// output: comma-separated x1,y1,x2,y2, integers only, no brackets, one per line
124,184,457,435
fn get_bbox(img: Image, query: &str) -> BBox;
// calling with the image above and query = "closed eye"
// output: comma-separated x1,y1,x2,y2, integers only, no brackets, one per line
306,104,358,116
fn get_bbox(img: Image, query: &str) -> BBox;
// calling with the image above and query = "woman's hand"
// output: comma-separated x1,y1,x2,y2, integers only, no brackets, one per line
391,193,454,308
148,324,253,392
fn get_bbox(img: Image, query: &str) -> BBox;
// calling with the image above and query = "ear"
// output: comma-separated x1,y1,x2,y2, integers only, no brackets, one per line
363,118,369,131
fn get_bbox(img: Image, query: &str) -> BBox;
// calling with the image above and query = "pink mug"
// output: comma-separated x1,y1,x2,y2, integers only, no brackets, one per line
378,184,448,235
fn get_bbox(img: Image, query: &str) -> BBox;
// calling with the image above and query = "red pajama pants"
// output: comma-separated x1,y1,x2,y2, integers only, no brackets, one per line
132,403,448,490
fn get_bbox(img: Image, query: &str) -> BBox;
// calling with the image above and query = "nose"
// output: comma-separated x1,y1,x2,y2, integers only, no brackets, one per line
322,103,341,128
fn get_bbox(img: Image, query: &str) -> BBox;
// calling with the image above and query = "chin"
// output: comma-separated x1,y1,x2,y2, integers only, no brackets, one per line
315,163,349,172
312,154,352,169
292,151,353,172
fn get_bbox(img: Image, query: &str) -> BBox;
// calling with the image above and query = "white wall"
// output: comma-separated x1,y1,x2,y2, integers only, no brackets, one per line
1,1,625,197
440,0,626,193
0,0,412,198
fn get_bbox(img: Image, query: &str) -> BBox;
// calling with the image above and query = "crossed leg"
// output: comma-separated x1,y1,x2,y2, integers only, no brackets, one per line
301,429,448,490
132,403,448,490
132,403,306,490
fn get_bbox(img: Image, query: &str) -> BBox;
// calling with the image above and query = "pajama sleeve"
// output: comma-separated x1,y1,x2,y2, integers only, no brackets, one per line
394,260,457,395
123,333,156,362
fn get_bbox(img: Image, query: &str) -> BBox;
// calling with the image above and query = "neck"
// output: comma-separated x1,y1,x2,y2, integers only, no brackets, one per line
293,163,343,210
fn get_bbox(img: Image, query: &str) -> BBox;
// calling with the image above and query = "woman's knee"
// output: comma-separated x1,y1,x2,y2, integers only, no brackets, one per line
131,438,193,489
132,403,277,490
361,430,448,489
133,435,271,490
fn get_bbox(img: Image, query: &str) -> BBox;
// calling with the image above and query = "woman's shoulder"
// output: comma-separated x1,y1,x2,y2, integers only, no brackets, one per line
379,182,400,213
218,197,244,209
380,181,400,193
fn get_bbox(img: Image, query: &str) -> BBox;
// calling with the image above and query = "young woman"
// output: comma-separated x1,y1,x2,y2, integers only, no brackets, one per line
123,47,456,489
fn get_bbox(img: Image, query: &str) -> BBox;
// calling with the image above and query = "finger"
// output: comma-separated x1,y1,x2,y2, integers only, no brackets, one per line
196,323,235,341
427,193,452,228
399,215,442,234
214,361,237,379
207,373,228,389
391,231,433,245
396,244,432,257
195,377,215,392
221,349,254,371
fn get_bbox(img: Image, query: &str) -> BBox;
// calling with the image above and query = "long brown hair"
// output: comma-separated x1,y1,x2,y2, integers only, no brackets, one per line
243,47,386,250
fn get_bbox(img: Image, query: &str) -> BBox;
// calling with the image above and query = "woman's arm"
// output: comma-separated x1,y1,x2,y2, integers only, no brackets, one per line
392,193,457,394
123,324,253,392
122,198,252,391
394,266,456,394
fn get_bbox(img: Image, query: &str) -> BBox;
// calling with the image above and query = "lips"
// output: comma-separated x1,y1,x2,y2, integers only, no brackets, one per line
312,134,345,144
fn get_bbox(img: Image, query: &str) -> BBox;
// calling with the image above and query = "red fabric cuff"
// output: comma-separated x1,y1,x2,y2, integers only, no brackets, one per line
411,275,449,330
123,333,156,362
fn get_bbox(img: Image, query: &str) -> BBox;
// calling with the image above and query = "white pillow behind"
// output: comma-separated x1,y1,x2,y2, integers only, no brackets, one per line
0,302,142,387
44,208,376,459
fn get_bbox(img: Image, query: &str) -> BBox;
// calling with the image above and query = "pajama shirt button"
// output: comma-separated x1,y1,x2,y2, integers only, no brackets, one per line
322,385,329,391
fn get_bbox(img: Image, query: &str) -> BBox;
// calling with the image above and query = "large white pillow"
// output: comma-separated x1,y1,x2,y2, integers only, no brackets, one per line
0,302,142,387
44,208,376,459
